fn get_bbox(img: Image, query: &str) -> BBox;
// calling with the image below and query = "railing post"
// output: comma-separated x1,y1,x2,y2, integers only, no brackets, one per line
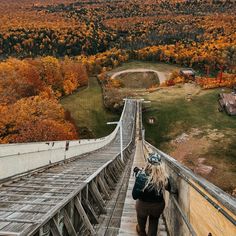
120,119,123,162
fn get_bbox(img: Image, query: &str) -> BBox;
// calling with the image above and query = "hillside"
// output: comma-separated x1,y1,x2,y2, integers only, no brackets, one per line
0,0,235,72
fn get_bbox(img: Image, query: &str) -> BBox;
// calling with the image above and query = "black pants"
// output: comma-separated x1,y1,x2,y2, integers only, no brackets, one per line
136,199,165,236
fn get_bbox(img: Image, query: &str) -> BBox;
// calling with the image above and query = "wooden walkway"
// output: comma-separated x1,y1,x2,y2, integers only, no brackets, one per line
118,140,168,236
0,100,137,235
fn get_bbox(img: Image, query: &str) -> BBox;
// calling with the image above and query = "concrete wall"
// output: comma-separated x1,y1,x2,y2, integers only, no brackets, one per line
145,142,236,236
0,100,129,181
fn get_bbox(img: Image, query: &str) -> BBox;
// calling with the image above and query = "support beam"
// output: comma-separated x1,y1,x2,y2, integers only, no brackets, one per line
74,197,96,235
90,181,106,214
50,218,62,236
64,210,77,236
82,199,99,224
104,171,115,189
100,174,111,193
107,167,118,183
97,177,110,200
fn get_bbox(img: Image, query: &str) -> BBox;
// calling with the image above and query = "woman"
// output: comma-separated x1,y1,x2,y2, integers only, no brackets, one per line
132,153,171,236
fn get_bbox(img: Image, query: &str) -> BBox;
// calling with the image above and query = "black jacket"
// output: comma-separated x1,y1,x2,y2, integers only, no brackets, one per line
132,170,171,203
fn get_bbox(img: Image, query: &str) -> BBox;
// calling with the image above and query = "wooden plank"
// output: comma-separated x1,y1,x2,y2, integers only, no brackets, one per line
0,200,56,206
0,208,47,214
64,210,77,236
0,221,10,231
0,193,64,200
50,218,62,236
22,177,79,183
21,180,77,185
3,184,75,190
39,173,80,179
0,218,38,224
74,197,96,235
0,222,32,235
0,231,20,236
20,224,43,236
3,188,70,195
22,182,87,236
0,100,136,236
189,185,236,236
84,160,112,184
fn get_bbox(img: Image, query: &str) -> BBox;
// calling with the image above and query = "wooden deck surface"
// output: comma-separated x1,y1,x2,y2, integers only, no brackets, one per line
0,101,136,235
118,140,168,236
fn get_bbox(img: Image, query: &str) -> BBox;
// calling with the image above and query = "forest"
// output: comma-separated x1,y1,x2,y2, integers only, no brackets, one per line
0,56,88,143
0,0,235,143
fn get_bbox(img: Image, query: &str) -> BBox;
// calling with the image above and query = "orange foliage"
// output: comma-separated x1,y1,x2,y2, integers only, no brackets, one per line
134,32,236,74
0,56,87,143
0,96,77,143
196,73,236,89
78,48,129,74
0,57,88,104
164,71,185,86
1,0,235,59
107,79,123,89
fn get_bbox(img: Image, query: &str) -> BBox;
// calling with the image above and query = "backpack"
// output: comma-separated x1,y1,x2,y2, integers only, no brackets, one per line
132,170,148,200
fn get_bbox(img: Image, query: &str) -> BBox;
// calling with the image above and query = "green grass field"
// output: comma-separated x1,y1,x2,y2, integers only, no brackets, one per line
143,87,236,146
61,77,119,138
60,61,235,192
143,85,236,192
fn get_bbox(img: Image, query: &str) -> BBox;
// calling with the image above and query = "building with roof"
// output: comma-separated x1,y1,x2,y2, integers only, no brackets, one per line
180,68,196,80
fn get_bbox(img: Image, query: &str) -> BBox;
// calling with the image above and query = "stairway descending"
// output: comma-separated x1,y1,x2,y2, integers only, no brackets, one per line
118,140,168,236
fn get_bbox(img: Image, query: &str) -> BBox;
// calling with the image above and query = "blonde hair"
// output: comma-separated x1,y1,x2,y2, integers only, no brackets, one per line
143,163,168,192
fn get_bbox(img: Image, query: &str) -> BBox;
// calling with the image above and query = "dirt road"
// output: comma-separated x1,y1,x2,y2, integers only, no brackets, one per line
110,69,168,84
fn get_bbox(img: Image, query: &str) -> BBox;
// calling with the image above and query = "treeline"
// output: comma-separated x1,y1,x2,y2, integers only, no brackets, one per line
78,48,129,74
133,34,236,74
0,56,88,143
0,49,130,144
0,0,235,58
0,44,235,143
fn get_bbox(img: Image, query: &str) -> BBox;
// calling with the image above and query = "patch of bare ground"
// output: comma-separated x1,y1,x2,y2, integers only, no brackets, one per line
148,83,203,102
111,70,160,88
168,128,236,194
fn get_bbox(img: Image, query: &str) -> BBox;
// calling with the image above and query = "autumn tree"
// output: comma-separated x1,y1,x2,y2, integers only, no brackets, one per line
0,96,78,143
